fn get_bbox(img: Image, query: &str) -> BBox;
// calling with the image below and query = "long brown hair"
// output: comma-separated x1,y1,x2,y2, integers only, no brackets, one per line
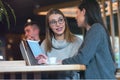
78,0,115,62
45,8,76,52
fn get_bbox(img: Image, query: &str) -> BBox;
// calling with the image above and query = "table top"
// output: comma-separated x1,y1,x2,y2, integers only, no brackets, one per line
0,64,86,73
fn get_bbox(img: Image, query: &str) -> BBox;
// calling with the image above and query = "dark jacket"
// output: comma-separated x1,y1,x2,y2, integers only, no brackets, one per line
62,23,116,79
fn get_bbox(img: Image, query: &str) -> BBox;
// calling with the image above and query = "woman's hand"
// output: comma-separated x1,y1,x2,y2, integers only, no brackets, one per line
57,60,62,64
35,54,48,64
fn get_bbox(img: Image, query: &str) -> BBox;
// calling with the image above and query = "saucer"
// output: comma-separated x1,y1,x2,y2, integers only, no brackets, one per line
46,62,60,65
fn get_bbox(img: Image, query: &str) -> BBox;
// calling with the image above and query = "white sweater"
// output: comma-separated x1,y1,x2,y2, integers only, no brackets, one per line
41,36,82,61
41,35,82,79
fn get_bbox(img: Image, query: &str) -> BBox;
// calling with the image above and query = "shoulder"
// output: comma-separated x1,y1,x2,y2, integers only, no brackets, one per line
87,23,105,37
40,40,46,54
75,35,83,43
72,35,83,46
41,40,46,48
91,23,105,32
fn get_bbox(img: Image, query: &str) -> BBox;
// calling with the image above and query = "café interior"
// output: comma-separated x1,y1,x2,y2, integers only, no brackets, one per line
0,0,120,79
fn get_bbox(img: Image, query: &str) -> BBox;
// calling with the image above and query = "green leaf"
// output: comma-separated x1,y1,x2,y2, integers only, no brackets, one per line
0,13,2,21
0,0,16,29
5,3,16,25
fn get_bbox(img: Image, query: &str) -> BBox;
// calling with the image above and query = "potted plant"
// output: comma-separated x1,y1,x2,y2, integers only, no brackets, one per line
0,0,16,29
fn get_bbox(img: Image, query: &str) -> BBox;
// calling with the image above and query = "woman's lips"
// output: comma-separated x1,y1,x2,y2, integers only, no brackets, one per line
56,27,63,32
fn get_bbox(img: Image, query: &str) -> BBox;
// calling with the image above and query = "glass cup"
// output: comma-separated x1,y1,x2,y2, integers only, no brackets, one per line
48,57,57,64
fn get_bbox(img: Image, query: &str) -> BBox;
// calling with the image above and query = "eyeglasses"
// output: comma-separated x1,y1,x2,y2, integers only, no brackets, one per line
49,18,64,26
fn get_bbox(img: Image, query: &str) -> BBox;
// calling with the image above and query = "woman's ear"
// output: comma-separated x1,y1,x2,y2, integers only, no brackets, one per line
82,8,86,16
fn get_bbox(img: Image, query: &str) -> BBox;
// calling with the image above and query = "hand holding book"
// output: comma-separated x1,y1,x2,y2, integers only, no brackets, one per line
35,54,48,64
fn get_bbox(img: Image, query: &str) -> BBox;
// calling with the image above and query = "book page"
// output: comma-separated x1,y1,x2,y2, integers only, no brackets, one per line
27,40,43,57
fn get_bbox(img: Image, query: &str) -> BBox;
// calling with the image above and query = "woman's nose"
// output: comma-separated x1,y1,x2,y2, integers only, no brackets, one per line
56,21,60,27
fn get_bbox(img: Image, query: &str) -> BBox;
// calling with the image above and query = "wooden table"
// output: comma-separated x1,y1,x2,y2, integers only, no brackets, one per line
0,61,86,79
0,64,86,73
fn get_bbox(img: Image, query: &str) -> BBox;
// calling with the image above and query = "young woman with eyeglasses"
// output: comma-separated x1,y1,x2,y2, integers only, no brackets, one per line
36,8,82,79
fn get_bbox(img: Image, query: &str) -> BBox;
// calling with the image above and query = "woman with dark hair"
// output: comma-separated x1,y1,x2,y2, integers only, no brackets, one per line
62,0,116,79
36,8,82,79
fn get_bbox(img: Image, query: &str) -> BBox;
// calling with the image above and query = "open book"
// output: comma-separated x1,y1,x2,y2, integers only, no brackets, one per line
27,40,43,58
20,40,44,65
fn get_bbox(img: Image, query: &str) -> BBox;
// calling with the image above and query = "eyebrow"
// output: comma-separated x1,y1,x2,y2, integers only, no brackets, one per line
50,17,64,21
25,29,30,32
58,17,64,19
